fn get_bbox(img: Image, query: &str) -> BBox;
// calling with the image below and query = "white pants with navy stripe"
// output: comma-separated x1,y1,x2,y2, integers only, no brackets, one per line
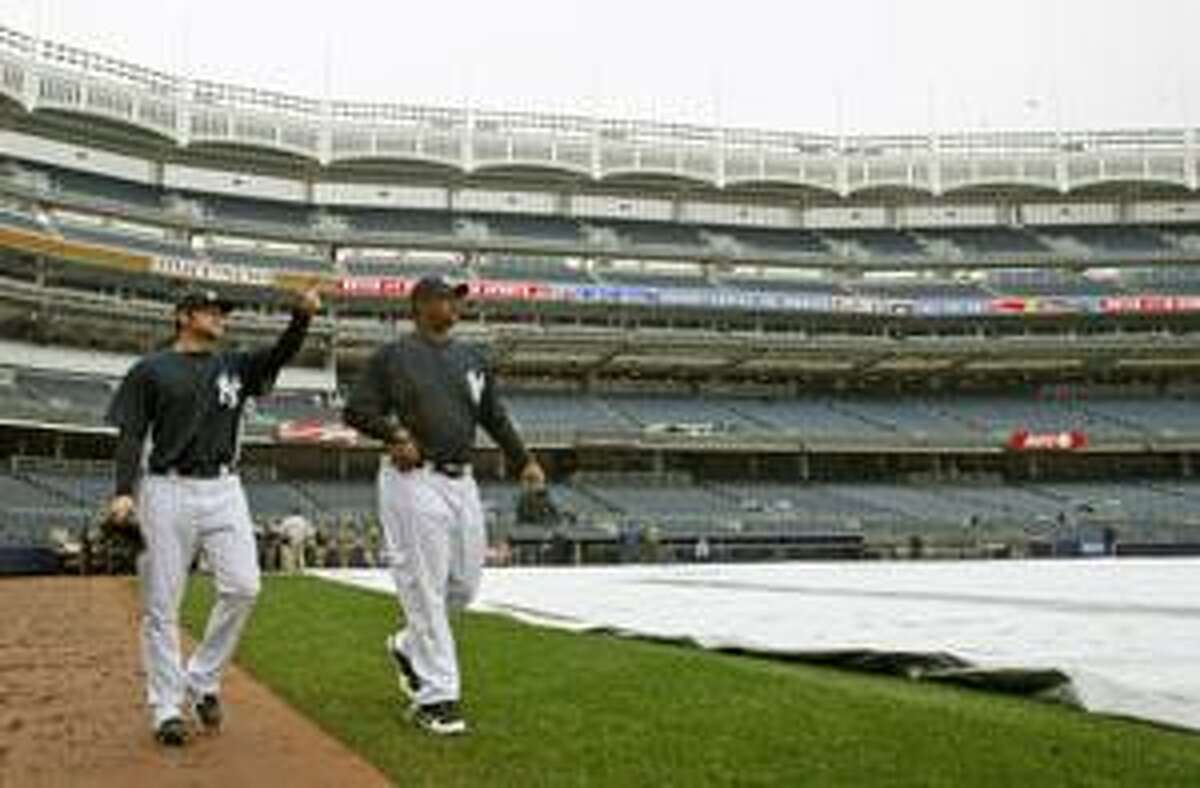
137,474,260,728
378,463,485,706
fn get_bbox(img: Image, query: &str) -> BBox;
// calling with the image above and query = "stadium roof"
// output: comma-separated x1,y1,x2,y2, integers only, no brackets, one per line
1,23,1198,196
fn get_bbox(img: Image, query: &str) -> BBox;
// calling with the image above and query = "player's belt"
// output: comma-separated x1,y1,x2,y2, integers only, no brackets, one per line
153,463,234,479
428,461,471,479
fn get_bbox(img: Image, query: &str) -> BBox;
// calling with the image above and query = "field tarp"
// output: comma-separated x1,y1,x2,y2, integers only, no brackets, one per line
313,558,1200,732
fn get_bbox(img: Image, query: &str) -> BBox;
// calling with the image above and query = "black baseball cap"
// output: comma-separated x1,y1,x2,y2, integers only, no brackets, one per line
175,288,235,314
410,275,469,302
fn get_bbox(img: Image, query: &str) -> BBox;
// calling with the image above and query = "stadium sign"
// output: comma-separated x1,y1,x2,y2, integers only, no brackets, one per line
989,297,1087,315
151,256,274,287
1099,296,1200,314
329,275,1200,318
336,277,413,297
1005,429,1088,451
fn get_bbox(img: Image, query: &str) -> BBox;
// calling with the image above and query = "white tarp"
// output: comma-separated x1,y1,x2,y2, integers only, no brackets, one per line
313,558,1200,731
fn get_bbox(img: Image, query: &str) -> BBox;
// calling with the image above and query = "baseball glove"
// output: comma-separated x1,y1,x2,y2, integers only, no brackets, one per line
516,487,563,526
98,512,146,555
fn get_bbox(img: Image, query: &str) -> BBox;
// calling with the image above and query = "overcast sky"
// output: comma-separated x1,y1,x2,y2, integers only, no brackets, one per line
7,0,1199,135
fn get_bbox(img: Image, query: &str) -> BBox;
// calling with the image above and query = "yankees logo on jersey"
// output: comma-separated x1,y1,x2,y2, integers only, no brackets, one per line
216,371,243,409
466,369,485,406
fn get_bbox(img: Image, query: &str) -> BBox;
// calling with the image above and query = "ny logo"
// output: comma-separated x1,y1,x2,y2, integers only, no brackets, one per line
466,369,485,406
216,371,243,409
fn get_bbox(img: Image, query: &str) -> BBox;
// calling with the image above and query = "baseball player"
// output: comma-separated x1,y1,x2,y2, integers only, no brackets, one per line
343,274,544,735
106,286,321,746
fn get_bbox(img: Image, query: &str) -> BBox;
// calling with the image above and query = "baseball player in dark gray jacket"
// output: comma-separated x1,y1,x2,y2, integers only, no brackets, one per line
106,286,321,746
344,275,544,735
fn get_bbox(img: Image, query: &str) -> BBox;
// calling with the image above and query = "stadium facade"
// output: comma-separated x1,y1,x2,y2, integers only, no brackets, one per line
2,22,1200,571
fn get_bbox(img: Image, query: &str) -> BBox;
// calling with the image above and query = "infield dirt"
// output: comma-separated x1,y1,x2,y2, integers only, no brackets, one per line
0,576,388,788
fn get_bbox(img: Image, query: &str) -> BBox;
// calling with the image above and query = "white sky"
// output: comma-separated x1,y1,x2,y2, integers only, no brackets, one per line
6,0,1199,134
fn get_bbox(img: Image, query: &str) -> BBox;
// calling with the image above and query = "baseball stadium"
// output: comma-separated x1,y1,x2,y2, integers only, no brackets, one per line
1,12,1199,786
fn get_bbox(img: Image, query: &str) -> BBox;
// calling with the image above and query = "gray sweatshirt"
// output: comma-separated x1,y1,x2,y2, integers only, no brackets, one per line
343,333,530,473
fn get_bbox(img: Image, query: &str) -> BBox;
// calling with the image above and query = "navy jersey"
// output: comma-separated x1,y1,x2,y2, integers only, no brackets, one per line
107,312,310,495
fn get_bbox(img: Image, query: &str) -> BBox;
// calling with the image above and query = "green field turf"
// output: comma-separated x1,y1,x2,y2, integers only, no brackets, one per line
182,575,1200,787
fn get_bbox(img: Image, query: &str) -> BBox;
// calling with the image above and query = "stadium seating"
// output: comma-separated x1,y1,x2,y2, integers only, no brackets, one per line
716,483,892,522
985,270,1121,297
16,369,115,420
507,392,635,433
21,472,109,508
341,255,460,277
0,474,66,511
582,482,740,532
0,205,46,233
1078,397,1199,438
718,275,845,295
597,220,703,249
483,257,593,284
479,214,582,243
4,468,1198,549
829,229,926,257
719,397,898,442
5,369,1193,447
604,394,756,431
926,395,1147,442
846,279,991,299
202,195,313,228
254,391,339,423
714,226,829,256
1119,266,1200,294
56,222,193,258
479,482,618,523
1041,226,1170,254
243,482,315,516
924,227,1049,255
8,33,1200,577
831,398,983,442
53,169,162,210
596,267,710,288
297,481,375,514
341,209,455,236
207,247,330,273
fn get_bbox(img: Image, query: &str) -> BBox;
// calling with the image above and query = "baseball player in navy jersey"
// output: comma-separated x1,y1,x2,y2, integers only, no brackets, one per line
344,275,544,735
106,286,321,746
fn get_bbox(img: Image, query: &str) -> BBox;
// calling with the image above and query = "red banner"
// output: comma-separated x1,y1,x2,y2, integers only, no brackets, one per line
335,277,562,301
1005,429,1088,451
1098,295,1200,314
275,419,359,446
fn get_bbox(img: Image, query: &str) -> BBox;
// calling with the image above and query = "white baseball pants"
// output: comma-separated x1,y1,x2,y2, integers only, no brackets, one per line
378,463,485,706
137,473,260,728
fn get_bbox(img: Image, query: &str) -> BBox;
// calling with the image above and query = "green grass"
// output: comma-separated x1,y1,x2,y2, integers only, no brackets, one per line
183,575,1200,787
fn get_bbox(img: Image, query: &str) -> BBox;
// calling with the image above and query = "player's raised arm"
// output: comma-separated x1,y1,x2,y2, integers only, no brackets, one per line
241,286,321,396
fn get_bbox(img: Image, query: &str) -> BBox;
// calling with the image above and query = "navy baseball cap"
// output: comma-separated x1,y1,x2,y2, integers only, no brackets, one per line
410,275,469,302
175,288,235,314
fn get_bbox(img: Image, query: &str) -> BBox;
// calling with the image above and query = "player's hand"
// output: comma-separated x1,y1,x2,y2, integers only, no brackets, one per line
108,495,135,525
297,285,322,316
520,459,546,490
388,431,423,472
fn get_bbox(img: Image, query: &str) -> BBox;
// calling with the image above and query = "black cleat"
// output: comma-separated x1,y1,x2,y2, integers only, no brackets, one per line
154,717,188,747
386,635,422,702
411,701,467,736
192,693,223,732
